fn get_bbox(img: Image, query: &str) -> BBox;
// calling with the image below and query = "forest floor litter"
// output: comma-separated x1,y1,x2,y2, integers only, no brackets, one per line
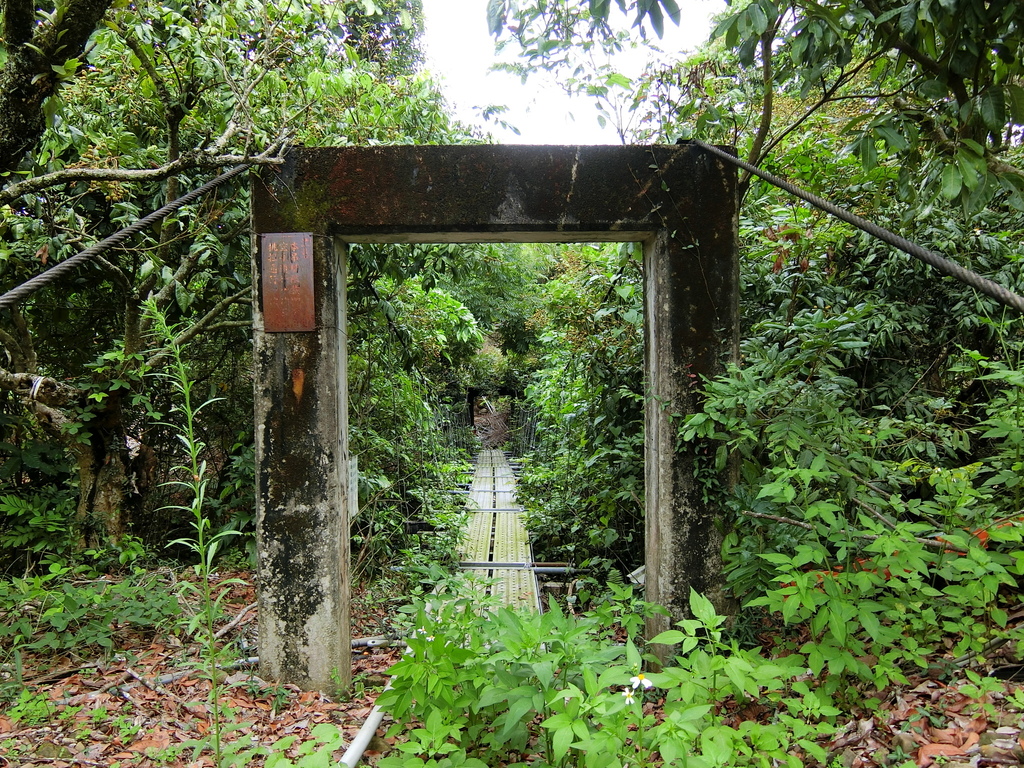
0,569,403,767
1,567,1023,767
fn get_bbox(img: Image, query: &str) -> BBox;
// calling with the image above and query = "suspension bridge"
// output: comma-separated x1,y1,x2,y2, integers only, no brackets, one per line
459,448,541,612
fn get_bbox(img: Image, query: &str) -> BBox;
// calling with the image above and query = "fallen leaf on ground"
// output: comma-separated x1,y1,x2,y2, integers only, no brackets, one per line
927,727,960,745
917,742,965,767
131,728,172,752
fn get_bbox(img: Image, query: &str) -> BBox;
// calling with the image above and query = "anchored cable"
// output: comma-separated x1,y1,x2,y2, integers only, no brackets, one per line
689,139,1024,315
0,163,252,311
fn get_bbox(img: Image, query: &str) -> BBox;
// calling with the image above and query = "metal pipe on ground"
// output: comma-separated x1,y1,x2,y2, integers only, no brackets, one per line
351,635,405,648
340,678,394,766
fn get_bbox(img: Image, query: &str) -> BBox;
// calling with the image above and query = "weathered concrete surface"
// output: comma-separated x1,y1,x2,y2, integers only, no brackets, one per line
253,233,350,693
643,202,738,661
252,144,736,684
254,145,717,243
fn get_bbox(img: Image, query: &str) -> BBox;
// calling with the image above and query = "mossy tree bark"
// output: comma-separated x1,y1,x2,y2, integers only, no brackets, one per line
0,369,148,548
0,0,113,174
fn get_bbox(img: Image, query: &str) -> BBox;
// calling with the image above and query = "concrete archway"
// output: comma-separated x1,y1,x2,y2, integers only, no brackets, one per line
251,144,737,691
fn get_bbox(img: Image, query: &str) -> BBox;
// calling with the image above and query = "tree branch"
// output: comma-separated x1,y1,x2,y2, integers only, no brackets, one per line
144,286,251,368
213,602,257,640
0,150,284,207
758,57,884,161
113,24,174,111
0,367,81,407
9,303,37,372
741,509,813,530
0,327,23,368
147,248,204,320
92,254,133,292
860,0,967,107
205,320,252,331
740,23,778,201
893,97,1024,177
986,154,1024,177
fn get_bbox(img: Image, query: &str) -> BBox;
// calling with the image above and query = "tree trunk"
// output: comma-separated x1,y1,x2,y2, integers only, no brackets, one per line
1,370,151,548
0,0,114,174
71,411,130,549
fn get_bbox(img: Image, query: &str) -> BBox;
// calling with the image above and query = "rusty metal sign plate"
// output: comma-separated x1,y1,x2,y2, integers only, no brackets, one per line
261,233,315,332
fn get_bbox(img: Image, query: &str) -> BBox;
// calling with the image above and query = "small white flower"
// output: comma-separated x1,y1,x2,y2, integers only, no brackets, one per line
417,627,427,635
630,673,653,690
621,687,636,704
426,635,435,642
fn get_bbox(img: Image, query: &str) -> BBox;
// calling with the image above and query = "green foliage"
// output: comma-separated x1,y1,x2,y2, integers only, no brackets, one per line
0,406,78,569
208,435,257,564
0,410,71,485
6,688,55,726
495,7,1024,712
340,0,425,78
680,295,1024,682
1,0,474,553
0,489,76,567
439,242,552,360
488,0,682,42
709,0,1024,211
347,298,475,577
379,584,836,767
0,561,180,655
517,244,645,576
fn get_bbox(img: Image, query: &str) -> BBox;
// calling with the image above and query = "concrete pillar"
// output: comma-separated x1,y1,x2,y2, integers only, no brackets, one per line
253,233,350,692
643,157,738,656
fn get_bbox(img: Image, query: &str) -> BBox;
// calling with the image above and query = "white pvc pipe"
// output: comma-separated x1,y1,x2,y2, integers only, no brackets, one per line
340,679,393,767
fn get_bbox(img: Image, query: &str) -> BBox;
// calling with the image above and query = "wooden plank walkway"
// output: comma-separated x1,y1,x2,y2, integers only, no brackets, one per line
460,449,540,611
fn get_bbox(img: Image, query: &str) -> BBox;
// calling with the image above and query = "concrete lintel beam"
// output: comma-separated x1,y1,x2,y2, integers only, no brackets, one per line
253,145,719,241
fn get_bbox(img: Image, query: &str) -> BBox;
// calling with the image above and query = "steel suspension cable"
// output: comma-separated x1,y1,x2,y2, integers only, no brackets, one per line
0,163,252,311
690,139,1024,315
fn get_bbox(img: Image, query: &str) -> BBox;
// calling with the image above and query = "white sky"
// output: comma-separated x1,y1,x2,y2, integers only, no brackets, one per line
420,0,724,144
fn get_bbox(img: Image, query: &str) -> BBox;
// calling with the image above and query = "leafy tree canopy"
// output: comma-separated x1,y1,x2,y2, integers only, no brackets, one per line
491,0,1024,212
0,0,470,553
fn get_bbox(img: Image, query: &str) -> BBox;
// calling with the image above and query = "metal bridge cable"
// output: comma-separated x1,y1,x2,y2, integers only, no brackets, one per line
0,163,252,311
690,139,1024,315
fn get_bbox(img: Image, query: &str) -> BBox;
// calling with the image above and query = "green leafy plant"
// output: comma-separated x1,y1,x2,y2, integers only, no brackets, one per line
146,299,243,765
377,583,836,768
0,560,180,655
679,301,1024,691
6,688,55,726
517,244,646,579
165,721,349,767
0,489,76,567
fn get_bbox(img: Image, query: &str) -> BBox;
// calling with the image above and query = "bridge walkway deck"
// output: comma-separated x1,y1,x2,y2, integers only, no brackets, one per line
459,449,540,611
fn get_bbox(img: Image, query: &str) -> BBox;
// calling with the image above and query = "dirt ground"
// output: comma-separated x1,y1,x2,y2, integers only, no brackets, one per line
472,410,509,449
0,571,402,767
3,568,1024,768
